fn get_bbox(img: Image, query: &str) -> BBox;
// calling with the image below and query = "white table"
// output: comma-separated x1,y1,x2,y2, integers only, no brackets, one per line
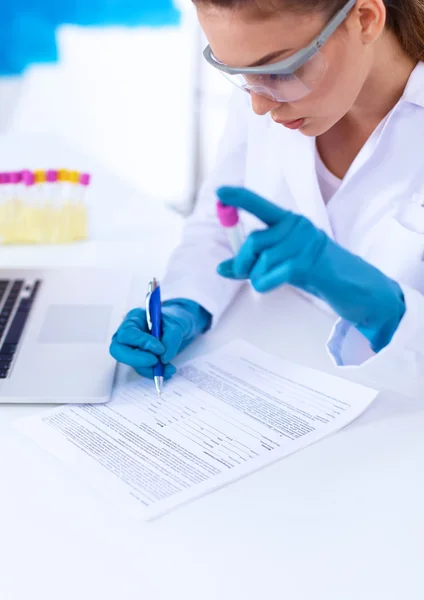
1,136,423,600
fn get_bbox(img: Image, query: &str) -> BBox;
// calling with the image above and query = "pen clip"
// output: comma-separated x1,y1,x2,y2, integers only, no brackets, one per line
145,281,153,331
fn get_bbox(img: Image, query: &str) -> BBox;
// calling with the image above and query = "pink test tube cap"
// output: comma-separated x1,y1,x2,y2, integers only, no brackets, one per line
10,171,22,184
80,173,91,186
46,169,58,183
0,173,5,184
21,170,35,186
217,201,239,227
2,173,12,184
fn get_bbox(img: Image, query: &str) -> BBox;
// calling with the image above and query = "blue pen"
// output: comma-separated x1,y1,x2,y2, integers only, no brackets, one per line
146,278,164,397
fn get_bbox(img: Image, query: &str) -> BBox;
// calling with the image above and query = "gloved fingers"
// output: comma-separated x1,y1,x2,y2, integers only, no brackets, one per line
133,366,155,380
249,235,305,282
251,262,294,293
164,364,178,380
123,308,149,332
114,323,165,355
232,218,300,278
217,186,288,226
252,252,322,292
109,340,159,369
218,249,293,282
124,308,149,327
251,218,330,286
217,259,240,279
218,218,302,281
134,364,177,381
160,321,185,364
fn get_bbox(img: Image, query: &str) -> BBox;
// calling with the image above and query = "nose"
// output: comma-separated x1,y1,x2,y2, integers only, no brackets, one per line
250,92,281,116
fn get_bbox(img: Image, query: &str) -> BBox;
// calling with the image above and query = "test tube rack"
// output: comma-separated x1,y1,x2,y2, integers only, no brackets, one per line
0,169,92,245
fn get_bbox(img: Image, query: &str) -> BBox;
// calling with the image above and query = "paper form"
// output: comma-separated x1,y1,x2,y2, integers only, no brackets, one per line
16,341,378,520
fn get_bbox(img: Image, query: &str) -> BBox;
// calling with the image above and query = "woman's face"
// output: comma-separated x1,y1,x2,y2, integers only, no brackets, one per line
197,1,380,136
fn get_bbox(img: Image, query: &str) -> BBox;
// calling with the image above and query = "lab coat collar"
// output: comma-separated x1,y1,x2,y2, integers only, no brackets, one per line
400,61,424,108
269,120,334,239
264,61,424,242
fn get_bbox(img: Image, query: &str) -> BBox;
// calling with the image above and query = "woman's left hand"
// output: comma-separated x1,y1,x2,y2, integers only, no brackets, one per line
216,186,406,353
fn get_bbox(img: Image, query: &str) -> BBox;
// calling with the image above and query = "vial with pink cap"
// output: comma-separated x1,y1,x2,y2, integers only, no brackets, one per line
10,171,23,221
0,173,12,209
2,173,13,209
20,170,37,242
21,169,36,209
0,174,4,214
0,173,20,242
77,173,91,240
10,171,22,190
216,201,245,254
21,169,35,195
0,173,10,239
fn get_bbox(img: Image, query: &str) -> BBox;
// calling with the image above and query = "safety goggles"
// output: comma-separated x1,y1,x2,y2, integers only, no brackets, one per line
203,0,356,102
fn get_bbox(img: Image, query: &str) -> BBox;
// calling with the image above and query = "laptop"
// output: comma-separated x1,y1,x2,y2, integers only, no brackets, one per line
0,267,133,404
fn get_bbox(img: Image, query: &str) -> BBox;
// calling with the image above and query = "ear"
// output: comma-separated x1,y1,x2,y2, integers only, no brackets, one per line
355,0,387,44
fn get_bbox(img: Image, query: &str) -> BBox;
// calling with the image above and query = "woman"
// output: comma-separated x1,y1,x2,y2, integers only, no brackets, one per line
111,0,424,393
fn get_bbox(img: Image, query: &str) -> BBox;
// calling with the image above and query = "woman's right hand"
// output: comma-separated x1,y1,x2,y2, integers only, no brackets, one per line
109,299,212,380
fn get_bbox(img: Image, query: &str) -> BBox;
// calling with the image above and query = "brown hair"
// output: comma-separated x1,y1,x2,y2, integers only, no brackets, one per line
194,0,424,62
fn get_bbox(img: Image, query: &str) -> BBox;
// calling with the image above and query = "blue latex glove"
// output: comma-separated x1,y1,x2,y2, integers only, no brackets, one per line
217,186,406,353
110,299,211,380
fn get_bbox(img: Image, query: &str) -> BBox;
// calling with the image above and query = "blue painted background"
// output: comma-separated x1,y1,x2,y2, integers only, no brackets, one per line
0,0,181,76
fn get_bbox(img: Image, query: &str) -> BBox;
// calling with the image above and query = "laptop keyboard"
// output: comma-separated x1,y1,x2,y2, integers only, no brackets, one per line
0,279,41,379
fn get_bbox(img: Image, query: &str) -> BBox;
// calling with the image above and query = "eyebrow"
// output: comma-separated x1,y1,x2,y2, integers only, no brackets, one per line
247,48,293,68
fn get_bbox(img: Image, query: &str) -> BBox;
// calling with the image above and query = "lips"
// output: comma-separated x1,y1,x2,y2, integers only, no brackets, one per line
274,117,302,125
273,117,305,130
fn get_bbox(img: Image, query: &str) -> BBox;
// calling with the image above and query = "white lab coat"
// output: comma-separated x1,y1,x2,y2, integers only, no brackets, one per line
162,62,424,396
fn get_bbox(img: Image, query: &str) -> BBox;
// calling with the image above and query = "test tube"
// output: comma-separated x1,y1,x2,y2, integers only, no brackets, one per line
80,173,91,191
33,170,48,242
34,170,47,195
57,168,71,208
21,169,35,187
10,171,22,188
66,171,79,241
2,173,14,243
78,173,91,240
10,172,23,238
69,171,79,186
0,174,6,211
46,169,58,193
21,170,36,243
44,170,58,243
1,172,18,243
216,201,244,254
56,169,71,242
46,169,58,211
3,173,12,207
0,174,5,241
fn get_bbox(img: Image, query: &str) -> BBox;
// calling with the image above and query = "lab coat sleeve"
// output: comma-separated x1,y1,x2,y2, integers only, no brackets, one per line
161,91,249,323
326,284,424,396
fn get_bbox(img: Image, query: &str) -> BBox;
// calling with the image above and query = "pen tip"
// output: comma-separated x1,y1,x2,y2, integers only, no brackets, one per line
154,376,164,398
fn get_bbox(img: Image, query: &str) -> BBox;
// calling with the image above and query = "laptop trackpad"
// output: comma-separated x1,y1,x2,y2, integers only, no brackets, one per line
38,305,113,344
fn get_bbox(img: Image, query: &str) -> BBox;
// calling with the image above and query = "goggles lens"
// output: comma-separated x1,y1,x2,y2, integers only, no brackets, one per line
217,51,327,102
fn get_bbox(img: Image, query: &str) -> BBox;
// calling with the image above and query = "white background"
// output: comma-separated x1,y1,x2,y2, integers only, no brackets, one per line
4,0,232,212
